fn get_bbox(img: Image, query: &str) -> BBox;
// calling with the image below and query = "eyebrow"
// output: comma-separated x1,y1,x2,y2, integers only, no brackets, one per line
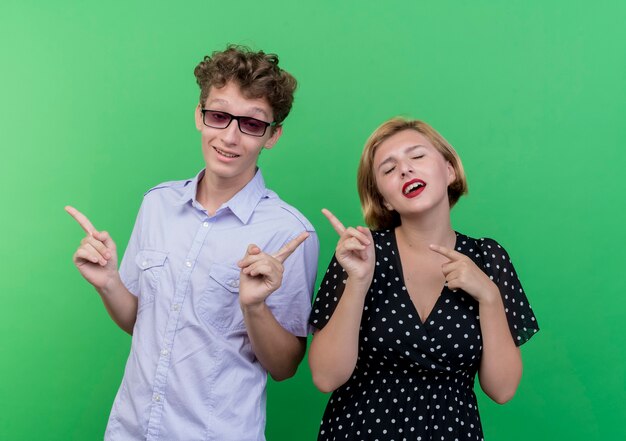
206,99,270,119
377,145,425,170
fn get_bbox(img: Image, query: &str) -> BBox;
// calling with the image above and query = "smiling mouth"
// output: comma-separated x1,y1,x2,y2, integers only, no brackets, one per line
402,179,426,198
213,146,239,158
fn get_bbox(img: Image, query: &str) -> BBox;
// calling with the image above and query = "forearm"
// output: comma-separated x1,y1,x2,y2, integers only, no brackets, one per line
308,278,369,393
477,293,522,404
96,275,138,335
241,302,306,381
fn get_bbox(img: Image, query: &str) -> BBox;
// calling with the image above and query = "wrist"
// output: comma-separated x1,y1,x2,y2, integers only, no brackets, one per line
478,284,501,306
98,273,124,297
240,299,267,315
345,275,372,294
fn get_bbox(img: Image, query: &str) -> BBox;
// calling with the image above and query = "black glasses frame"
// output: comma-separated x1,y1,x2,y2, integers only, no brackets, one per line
200,109,276,137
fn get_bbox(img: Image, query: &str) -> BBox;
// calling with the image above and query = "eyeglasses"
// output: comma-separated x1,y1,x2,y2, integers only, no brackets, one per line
200,109,276,137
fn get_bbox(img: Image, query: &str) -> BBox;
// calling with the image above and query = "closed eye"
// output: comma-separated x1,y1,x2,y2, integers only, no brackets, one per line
383,166,396,175
411,155,425,160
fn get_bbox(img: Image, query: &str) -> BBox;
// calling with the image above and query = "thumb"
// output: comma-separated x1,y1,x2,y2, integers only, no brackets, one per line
357,226,373,242
246,244,261,256
93,230,116,249
237,244,261,268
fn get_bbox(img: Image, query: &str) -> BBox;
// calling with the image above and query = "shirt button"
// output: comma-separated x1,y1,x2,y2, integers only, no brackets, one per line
203,221,209,227
229,280,239,288
153,394,161,402
161,348,169,356
142,261,148,267
185,260,192,268
172,304,180,311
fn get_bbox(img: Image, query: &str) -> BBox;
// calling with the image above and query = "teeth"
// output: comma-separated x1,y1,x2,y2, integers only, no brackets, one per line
215,147,238,158
404,182,424,195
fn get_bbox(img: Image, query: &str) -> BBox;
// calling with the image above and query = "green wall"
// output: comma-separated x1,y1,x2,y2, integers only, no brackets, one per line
1,1,625,440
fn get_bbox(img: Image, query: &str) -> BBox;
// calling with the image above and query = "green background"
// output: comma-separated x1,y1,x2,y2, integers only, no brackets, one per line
1,1,625,440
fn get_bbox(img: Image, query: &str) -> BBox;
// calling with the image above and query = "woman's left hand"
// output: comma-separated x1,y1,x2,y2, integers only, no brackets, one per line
429,244,499,304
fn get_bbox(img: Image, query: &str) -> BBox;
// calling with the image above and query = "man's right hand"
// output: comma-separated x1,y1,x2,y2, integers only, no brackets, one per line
65,205,120,291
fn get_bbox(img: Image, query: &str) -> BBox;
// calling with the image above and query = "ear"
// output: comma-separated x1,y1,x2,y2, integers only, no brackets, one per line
446,161,456,186
262,125,283,150
194,105,203,131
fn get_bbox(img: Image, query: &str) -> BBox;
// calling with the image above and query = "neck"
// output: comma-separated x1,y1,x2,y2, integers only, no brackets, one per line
396,206,455,251
196,169,255,215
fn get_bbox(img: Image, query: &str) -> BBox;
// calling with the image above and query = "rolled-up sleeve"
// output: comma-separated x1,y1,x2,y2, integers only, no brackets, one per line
119,200,145,297
267,230,319,337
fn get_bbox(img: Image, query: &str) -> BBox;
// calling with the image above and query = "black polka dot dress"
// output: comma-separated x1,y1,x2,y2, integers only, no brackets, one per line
310,230,539,441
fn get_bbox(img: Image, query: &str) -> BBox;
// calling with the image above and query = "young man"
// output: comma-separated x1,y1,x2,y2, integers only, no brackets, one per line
66,45,318,441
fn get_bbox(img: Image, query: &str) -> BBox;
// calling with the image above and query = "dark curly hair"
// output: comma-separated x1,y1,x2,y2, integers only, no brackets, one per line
194,45,297,126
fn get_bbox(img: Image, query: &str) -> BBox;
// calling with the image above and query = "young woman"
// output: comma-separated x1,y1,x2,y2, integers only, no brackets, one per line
308,117,539,440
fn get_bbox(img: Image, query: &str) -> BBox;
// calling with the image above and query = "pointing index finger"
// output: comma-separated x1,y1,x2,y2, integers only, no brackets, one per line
429,244,462,260
321,208,346,236
273,231,309,263
65,205,97,235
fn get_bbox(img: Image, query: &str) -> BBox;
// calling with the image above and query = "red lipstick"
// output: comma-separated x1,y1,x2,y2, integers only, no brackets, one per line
402,179,426,198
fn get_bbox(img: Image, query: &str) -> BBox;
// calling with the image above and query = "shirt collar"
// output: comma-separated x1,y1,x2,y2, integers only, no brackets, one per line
179,168,268,224
178,170,204,205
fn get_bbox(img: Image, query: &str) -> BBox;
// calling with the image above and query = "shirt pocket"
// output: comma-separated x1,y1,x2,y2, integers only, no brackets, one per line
198,263,245,332
134,249,168,312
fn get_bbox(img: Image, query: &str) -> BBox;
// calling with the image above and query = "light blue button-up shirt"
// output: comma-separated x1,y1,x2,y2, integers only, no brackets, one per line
105,169,318,441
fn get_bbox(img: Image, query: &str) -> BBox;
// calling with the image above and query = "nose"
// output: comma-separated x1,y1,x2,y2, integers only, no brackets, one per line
399,161,413,178
220,119,241,146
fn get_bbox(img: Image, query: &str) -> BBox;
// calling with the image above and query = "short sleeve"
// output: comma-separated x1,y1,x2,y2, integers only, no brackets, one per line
118,199,146,297
266,230,319,337
309,254,350,330
478,238,539,346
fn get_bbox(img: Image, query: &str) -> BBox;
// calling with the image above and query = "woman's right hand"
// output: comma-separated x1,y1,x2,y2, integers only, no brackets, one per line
322,208,375,285
65,205,120,291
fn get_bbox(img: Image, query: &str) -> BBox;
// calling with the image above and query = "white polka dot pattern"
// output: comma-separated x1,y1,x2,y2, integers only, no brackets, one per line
310,230,539,440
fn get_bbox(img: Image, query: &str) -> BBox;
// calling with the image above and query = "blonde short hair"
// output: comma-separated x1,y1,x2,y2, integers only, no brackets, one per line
357,117,468,230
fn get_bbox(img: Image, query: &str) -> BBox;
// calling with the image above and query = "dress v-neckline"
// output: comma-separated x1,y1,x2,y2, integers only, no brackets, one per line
390,229,459,326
